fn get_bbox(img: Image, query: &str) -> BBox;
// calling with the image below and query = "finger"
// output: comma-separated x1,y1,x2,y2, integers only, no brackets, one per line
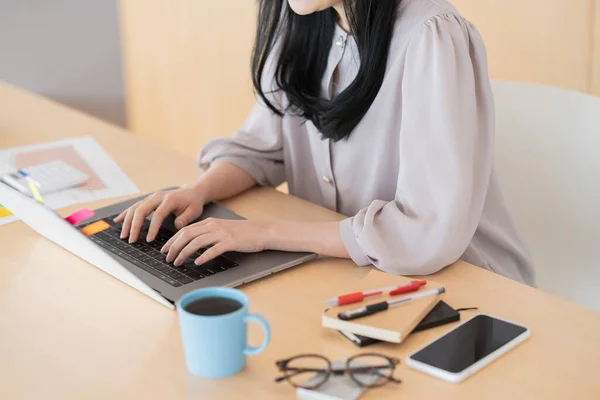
173,204,204,230
174,233,220,266
162,217,210,253
166,226,208,262
120,202,142,239
195,243,228,266
147,200,177,242
161,234,177,254
128,196,164,243
113,209,127,222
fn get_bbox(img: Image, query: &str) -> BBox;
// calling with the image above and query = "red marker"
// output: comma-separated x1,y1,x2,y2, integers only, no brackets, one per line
324,280,427,307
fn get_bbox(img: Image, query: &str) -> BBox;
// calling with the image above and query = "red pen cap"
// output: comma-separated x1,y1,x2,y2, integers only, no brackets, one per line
389,280,427,296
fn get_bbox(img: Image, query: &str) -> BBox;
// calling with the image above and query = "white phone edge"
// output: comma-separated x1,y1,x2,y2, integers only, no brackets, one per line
405,313,530,383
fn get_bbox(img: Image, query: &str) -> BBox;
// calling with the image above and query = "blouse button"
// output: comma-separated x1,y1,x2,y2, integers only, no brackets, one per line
322,176,333,185
335,36,345,49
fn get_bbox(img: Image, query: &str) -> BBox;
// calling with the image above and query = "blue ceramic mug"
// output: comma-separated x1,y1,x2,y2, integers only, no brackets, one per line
176,287,270,378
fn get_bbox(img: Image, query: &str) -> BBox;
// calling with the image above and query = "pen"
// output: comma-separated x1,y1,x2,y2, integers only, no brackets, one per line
338,287,445,321
324,280,427,307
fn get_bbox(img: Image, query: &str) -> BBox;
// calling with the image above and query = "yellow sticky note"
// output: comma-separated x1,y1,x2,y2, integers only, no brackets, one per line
0,206,12,218
80,220,111,236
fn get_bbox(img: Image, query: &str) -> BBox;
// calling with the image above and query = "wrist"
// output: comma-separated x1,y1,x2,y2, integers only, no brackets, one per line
189,178,212,205
260,220,280,250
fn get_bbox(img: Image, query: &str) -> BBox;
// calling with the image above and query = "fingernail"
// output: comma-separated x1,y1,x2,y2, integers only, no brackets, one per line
174,259,182,267
160,247,166,253
146,236,153,243
166,255,172,263
175,219,184,229
194,258,203,266
129,238,135,244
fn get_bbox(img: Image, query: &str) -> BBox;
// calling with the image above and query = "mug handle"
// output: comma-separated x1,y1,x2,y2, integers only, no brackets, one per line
243,313,271,356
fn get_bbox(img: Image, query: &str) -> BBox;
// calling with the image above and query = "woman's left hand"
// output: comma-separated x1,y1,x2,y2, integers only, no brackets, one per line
162,218,271,266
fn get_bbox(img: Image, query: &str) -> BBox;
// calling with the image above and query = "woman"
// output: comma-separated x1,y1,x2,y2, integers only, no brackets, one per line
116,0,535,285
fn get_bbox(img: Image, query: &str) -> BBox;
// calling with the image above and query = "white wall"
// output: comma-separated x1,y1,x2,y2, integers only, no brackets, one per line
0,0,126,126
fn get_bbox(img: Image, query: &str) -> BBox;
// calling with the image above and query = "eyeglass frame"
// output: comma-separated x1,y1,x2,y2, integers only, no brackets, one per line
274,353,402,390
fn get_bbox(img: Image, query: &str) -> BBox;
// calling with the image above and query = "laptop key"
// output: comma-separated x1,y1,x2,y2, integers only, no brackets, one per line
177,276,193,285
134,260,159,274
135,263,181,287
154,264,172,273
218,257,238,269
164,269,184,278
122,246,139,255
138,255,154,263
146,248,163,258
178,266,194,275
112,241,129,250
154,234,170,245
150,252,168,261
149,241,164,250
198,258,221,270
105,237,121,245
164,277,181,287
213,264,227,272
148,259,164,268
120,254,138,264
95,240,113,250
186,271,204,280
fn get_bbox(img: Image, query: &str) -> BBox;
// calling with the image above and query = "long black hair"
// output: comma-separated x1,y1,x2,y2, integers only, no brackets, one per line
251,1,399,141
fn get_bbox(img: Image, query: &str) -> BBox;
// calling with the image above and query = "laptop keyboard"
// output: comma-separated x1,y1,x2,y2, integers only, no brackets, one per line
85,218,239,287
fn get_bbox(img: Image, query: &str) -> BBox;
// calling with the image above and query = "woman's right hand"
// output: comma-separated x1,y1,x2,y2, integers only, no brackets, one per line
114,186,206,243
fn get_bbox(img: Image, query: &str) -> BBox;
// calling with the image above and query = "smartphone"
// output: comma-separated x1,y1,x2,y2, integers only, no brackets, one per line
405,314,530,383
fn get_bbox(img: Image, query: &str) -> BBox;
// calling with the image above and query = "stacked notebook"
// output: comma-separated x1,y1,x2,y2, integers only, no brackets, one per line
322,271,445,343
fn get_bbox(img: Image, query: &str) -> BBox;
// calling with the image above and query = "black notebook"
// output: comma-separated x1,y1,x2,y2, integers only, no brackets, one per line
339,300,460,347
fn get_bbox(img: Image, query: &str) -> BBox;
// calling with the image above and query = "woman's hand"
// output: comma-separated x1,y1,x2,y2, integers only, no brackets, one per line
162,218,350,267
162,218,272,266
114,186,207,243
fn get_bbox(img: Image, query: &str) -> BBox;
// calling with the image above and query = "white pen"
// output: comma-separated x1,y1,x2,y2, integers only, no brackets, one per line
338,287,445,321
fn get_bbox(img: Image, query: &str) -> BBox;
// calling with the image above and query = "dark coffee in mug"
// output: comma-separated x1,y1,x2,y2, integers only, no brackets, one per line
184,296,243,316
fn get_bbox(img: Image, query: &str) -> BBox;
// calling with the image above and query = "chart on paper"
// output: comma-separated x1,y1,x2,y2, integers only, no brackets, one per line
0,137,139,226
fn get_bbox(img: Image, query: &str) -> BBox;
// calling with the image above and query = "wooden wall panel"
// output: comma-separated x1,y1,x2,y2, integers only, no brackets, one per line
120,1,600,155
451,0,595,94
592,0,600,96
119,0,257,155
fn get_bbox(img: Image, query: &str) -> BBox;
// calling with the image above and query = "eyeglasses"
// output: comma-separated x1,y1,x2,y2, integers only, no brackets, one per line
275,353,402,390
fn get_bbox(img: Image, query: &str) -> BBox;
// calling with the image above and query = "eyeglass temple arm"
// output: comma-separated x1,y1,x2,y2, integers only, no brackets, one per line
274,367,330,382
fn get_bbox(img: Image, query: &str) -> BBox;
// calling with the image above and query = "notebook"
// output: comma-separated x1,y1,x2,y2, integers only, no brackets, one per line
322,271,444,343
339,300,461,347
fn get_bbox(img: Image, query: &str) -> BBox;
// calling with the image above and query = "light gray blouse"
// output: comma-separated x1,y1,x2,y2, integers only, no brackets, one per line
199,0,535,285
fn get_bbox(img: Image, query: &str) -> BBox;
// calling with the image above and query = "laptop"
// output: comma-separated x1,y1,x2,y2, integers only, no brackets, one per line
0,184,317,308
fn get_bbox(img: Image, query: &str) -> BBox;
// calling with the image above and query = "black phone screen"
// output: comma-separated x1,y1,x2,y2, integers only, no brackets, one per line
410,315,527,373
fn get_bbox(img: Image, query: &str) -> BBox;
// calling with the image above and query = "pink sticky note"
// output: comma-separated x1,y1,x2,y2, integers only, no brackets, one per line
65,207,95,225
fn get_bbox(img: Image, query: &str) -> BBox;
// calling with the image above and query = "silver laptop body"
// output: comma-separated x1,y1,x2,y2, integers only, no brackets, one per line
82,192,317,303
